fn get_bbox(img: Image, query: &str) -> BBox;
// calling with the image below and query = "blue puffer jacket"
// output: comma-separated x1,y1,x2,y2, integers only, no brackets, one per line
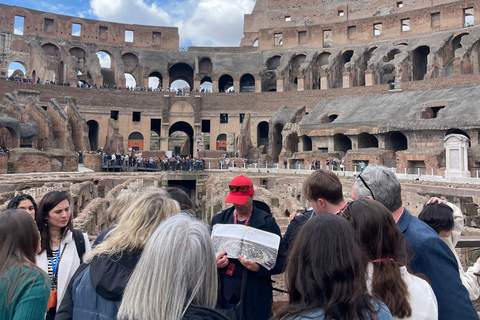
56,249,142,320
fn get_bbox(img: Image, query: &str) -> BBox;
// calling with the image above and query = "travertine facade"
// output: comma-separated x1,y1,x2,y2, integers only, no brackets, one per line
2,1,480,175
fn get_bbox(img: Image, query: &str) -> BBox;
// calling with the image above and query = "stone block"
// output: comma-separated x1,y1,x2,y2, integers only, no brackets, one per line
271,197,279,207
84,154,102,171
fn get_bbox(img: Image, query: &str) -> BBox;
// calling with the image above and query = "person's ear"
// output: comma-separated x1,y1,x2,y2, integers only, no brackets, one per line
366,196,373,200
318,198,326,208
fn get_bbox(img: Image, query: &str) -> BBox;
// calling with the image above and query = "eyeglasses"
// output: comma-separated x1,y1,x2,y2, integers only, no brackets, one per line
229,185,252,193
356,170,376,200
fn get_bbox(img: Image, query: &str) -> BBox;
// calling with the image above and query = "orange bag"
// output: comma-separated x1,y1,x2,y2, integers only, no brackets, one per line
48,289,57,309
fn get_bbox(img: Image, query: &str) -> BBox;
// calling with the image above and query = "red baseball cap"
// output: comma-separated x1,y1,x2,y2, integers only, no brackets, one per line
224,175,255,205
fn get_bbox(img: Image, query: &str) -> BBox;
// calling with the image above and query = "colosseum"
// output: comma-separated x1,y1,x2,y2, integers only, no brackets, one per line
1,0,480,175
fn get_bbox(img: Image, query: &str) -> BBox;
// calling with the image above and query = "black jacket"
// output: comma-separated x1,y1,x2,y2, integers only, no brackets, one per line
183,304,229,320
56,249,142,320
283,209,315,251
211,205,286,320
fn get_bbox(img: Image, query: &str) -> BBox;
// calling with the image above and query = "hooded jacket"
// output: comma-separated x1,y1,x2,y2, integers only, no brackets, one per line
55,249,142,320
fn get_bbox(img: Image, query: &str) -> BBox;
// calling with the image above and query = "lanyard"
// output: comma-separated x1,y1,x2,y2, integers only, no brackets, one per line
50,244,61,280
234,210,252,226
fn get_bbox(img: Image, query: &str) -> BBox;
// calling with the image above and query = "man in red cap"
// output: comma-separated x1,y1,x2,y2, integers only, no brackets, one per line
210,175,286,320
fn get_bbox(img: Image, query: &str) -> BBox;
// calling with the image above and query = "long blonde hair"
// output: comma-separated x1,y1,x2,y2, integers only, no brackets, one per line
118,214,218,320
84,191,180,263
105,191,138,223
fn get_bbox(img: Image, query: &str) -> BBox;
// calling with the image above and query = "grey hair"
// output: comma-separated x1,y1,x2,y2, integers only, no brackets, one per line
117,213,218,320
353,165,402,212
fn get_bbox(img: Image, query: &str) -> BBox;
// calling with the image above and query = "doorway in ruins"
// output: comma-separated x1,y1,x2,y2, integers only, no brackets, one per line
87,120,99,151
169,121,194,156
128,132,144,152
257,121,269,147
0,127,15,148
272,123,284,161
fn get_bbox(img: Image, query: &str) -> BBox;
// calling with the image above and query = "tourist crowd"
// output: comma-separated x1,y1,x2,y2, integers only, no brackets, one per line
5,76,213,94
1,166,480,320
101,153,205,171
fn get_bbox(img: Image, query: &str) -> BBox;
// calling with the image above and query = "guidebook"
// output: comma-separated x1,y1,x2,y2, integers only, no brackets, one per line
211,224,281,270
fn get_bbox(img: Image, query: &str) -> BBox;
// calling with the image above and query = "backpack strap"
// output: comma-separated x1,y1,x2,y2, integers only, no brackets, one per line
72,229,86,263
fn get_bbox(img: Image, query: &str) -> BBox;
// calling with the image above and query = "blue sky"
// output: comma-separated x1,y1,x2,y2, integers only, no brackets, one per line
3,0,256,47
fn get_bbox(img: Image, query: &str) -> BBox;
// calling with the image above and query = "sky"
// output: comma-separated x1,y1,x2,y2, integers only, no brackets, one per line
5,0,256,87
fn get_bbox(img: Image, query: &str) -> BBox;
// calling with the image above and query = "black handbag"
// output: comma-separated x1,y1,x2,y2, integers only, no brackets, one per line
218,268,248,320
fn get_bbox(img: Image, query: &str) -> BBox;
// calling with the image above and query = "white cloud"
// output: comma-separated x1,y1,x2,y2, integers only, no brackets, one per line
8,69,14,77
90,0,172,26
179,0,255,46
88,0,255,47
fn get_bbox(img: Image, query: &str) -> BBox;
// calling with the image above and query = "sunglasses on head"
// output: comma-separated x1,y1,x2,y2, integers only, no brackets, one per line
229,185,252,193
356,170,376,200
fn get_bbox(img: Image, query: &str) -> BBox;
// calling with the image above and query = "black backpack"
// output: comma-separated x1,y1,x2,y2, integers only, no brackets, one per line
72,229,86,263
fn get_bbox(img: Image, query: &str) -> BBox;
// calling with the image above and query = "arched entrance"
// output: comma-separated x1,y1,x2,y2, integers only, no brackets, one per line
87,120,99,151
385,131,408,151
257,121,269,147
128,132,144,152
240,74,255,92
358,133,378,148
216,133,227,151
334,134,352,153
169,63,194,89
169,121,194,156
0,127,14,148
219,74,234,92
272,123,284,161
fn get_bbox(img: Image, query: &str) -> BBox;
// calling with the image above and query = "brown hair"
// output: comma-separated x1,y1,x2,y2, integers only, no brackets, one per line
302,169,344,205
0,209,47,308
272,214,374,320
36,191,73,256
344,199,412,318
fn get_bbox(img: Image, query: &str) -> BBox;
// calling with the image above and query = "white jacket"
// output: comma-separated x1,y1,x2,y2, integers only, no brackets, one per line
36,230,91,309
367,263,438,320
443,202,480,300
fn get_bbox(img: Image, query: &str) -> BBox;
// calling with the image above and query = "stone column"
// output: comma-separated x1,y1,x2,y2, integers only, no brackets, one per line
194,79,201,91
234,80,240,93
276,78,284,92
227,132,236,156
320,76,329,90
212,79,219,93
365,70,374,86
297,77,304,91
342,72,352,88
163,76,170,90
255,79,261,92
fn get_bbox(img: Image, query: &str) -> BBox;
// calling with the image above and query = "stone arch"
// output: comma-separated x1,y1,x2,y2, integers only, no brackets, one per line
219,74,234,92
321,113,339,123
41,43,60,56
412,46,430,81
122,52,139,73
302,135,312,151
8,61,26,78
216,133,227,151
257,121,269,147
384,49,400,63
0,126,17,149
334,134,352,153
125,73,137,87
272,123,284,161
87,120,99,151
286,132,299,154
253,39,258,47
240,73,255,92
266,55,281,70
69,47,86,74
313,51,331,89
385,131,408,151
446,128,470,139
96,50,115,87
148,71,163,89
169,121,194,155
288,53,306,90
128,131,144,152
341,50,354,66
199,58,213,75
200,76,212,91
32,70,36,80
169,63,194,89
444,32,468,76
358,133,378,148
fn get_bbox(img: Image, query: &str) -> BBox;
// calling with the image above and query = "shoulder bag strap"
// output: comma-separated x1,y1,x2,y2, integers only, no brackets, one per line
72,229,86,263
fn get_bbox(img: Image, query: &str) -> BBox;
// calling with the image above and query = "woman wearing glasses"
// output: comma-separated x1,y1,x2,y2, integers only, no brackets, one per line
344,199,438,320
272,213,392,320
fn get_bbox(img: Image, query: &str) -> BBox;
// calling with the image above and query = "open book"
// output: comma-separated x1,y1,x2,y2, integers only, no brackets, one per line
211,224,281,270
